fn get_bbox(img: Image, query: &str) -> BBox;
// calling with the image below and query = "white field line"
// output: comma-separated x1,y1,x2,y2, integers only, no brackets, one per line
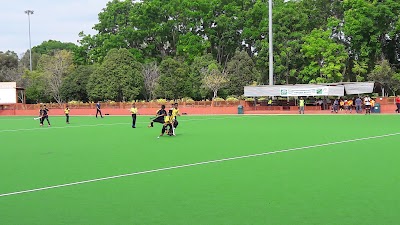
0,116,251,133
1,132,399,198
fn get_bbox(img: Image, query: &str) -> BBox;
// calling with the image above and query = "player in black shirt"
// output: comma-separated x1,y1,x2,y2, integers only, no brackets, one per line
96,101,103,118
39,104,51,127
148,105,167,128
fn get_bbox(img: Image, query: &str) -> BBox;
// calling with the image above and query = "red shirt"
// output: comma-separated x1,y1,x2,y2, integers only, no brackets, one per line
396,97,400,104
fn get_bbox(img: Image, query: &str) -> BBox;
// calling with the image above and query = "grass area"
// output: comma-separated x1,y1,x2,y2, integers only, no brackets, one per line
0,114,399,225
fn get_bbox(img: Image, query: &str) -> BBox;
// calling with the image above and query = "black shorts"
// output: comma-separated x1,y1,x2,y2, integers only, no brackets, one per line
153,116,164,124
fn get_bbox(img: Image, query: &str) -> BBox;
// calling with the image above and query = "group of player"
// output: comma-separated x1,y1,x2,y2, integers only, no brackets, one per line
128,102,180,137
37,104,70,126
37,101,180,138
331,96,374,114
118,102,181,137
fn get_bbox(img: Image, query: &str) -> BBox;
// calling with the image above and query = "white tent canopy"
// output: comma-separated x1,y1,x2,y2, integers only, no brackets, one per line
244,82,376,97
244,84,345,97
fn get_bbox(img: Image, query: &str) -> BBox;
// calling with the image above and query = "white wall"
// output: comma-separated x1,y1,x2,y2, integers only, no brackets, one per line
0,82,17,104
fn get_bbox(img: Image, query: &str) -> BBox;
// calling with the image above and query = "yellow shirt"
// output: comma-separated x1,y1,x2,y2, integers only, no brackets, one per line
172,108,180,119
370,100,375,107
64,108,70,114
347,100,353,106
164,116,171,123
130,107,138,114
299,100,305,107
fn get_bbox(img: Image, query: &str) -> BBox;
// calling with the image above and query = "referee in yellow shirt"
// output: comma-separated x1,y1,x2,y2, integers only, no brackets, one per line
65,105,70,124
130,103,138,128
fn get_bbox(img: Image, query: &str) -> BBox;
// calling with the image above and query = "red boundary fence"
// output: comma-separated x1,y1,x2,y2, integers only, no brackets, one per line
0,98,398,116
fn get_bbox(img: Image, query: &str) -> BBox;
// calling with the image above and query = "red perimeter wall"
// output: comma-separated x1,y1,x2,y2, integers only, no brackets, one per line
0,98,398,116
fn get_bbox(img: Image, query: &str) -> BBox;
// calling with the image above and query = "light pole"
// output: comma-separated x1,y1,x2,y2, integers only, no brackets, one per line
268,0,273,86
25,10,34,71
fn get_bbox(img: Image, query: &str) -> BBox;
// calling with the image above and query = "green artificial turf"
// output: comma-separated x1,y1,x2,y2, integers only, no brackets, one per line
0,114,399,225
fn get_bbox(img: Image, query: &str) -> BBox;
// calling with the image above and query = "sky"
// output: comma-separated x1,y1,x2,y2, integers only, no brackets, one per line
0,0,111,57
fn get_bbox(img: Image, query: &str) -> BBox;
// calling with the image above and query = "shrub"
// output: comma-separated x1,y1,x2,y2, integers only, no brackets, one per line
245,98,255,102
226,96,239,102
183,97,195,103
68,100,82,105
156,98,167,103
213,97,225,101
258,97,267,101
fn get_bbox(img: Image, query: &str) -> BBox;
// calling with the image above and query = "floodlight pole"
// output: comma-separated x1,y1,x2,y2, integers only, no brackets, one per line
268,0,273,86
25,10,34,71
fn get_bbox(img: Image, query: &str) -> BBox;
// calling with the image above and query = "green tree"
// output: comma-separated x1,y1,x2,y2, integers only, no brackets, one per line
300,28,348,83
156,57,190,99
189,54,219,100
368,60,400,96
201,63,228,99
87,48,143,101
352,61,368,82
273,0,308,84
37,50,75,104
19,50,41,70
0,51,18,79
60,65,96,102
23,70,50,103
176,32,210,63
225,50,260,95
142,62,160,101
32,40,77,55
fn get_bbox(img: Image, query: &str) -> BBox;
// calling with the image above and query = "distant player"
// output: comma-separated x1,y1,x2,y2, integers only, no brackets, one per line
355,96,362,113
299,97,305,114
346,98,353,113
96,101,103,118
171,103,181,135
130,103,138,128
65,105,70,124
148,105,167,128
39,104,51,127
158,110,173,138
396,95,400,113
364,96,371,114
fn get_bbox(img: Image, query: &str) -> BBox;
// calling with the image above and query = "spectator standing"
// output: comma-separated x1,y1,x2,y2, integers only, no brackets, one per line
395,95,400,113
299,97,305,114
355,96,363,113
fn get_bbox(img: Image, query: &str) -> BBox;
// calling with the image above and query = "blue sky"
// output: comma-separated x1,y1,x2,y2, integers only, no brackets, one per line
0,0,111,57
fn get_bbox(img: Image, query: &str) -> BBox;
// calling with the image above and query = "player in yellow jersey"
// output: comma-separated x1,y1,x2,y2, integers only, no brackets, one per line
129,103,138,128
171,103,180,135
346,98,353,113
65,105,70,124
158,110,173,138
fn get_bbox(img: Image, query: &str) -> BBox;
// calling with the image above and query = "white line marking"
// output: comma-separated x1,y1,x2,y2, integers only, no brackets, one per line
1,132,399,198
0,116,251,133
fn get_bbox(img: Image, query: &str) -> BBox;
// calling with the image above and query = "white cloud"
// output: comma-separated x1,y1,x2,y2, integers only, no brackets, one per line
0,0,110,55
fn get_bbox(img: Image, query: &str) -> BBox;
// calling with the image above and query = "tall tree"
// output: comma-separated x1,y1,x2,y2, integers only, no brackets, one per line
23,70,50,103
37,50,74,104
201,63,228,99
225,50,260,95
32,40,77,55
60,65,95,102
190,54,220,100
87,48,143,101
156,57,190,99
142,62,160,101
300,28,348,83
368,60,400,96
272,0,309,84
